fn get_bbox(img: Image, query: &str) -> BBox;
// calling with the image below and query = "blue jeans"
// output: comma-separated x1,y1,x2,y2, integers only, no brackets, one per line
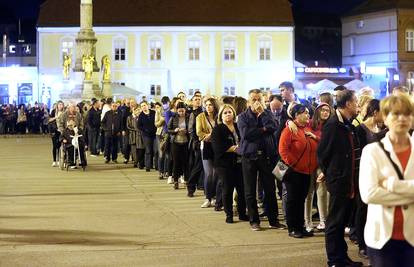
202,151,216,201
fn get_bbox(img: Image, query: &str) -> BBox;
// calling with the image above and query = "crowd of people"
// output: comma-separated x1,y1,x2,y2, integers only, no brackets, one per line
43,82,413,267
0,102,51,135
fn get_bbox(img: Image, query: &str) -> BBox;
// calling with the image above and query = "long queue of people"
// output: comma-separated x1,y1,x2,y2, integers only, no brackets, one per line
0,103,51,135
48,82,414,267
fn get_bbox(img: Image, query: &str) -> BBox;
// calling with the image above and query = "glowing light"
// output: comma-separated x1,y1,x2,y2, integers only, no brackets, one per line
393,74,400,81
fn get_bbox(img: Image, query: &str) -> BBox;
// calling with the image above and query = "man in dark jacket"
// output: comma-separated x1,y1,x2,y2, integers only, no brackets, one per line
137,101,156,171
102,102,122,163
237,89,284,231
317,89,362,267
86,99,101,156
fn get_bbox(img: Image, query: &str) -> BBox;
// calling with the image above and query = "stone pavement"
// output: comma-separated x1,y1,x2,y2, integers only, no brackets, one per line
0,137,366,267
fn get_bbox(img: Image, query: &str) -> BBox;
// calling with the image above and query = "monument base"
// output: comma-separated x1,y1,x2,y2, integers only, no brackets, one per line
102,81,112,98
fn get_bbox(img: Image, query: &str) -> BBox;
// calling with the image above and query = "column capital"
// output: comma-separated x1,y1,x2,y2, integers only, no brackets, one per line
81,0,92,4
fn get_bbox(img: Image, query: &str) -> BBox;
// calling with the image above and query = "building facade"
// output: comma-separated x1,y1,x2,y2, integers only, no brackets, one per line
37,0,294,102
342,0,414,95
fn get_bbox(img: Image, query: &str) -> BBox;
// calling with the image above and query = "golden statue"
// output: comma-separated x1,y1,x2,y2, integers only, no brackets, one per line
82,54,95,80
63,54,71,80
101,55,111,81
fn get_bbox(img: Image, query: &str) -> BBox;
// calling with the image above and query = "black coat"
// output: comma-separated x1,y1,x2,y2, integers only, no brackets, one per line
101,110,122,137
317,110,357,196
138,110,156,138
86,107,101,129
211,123,240,168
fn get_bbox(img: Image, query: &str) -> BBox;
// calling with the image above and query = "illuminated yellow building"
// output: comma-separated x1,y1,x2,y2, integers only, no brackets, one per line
37,0,294,100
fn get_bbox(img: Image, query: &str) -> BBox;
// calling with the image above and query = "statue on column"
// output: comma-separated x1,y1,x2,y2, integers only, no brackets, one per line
101,55,111,82
63,53,71,80
82,54,95,80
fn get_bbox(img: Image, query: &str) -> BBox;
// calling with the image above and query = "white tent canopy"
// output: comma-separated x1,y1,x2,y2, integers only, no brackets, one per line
311,79,338,93
344,79,367,91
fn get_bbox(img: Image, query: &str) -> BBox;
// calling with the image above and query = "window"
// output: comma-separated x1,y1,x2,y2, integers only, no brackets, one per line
259,87,271,92
350,37,355,56
22,45,31,55
9,45,16,54
188,40,200,61
150,40,162,61
114,39,126,61
223,81,236,96
224,40,236,61
258,40,271,61
150,84,161,96
406,30,414,52
62,40,74,56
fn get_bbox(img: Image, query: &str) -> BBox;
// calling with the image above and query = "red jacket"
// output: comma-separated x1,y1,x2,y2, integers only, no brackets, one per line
278,125,318,175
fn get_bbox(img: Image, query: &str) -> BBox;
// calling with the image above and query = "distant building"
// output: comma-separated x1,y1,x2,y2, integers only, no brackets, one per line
342,0,414,95
37,0,295,101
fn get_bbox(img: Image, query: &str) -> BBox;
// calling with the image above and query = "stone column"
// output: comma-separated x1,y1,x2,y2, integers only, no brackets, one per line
74,0,99,72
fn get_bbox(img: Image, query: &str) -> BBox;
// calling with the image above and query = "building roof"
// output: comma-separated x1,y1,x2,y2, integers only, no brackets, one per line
38,0,294,28
345,0,414,17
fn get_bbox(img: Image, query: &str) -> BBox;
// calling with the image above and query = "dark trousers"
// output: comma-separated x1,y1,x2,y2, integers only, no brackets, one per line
216,165,246,218
130,145,145,168
283,170,311,232
187,147,203,193
123,136,131,161
368,240,414,267
143,136,154,170
325,193,353,266
51,133,61,162
104,135,119,161
66,145,86,165
88,128,99,155
355,187,367,250
171,142,188,181
242,155,279,225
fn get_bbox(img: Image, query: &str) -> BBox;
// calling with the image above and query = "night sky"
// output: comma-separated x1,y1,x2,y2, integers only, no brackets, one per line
0,0,367,65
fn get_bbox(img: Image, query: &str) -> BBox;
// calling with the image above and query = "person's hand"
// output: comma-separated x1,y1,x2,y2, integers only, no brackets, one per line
253,101,264,115
287,120,298,135
179,128,187,134
381,179,388,188
175,128,180,133
122,131,126,136
63,139,67,144
316,172,325,183
305,131,317,140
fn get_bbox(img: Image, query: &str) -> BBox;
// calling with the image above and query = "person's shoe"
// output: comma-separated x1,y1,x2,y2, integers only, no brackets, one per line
316,222,325,231
187,191,194,198
214,206,223,211
358,249,369,259
70,165,77,169
52,162,57,167
201,199,211,208
226,216,234,224
90,154,97,157
345,256,363,266
105,159,110,164
167,176,173,184
211,199,216,206
138,166,144,170
112,160,118,164
123,159,128,164
163,173,169,179
179,176,185,184
146,168,150,172
288,231,303,238
133,164,137,168
173,182,179,190
158,173,164,180
250,223,261,231
259,211,268,217
302,229,314,237
238,215,249,221
269,222,286,230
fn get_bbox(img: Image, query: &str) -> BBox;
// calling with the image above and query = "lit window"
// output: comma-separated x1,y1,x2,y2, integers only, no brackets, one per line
258,40,271,61
188,40,200,61
350,37,355,56
114,39,126,61
9,45,16,54
224,81,236,96
150,40,162,61
22,45,31,55
224,40,236,61
406,30,414,52
150,84,161,96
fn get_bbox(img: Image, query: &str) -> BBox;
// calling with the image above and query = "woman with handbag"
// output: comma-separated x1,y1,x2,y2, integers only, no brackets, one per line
278,104,318,238
359,94,414,267
211,104,248,223
196,97,220,209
